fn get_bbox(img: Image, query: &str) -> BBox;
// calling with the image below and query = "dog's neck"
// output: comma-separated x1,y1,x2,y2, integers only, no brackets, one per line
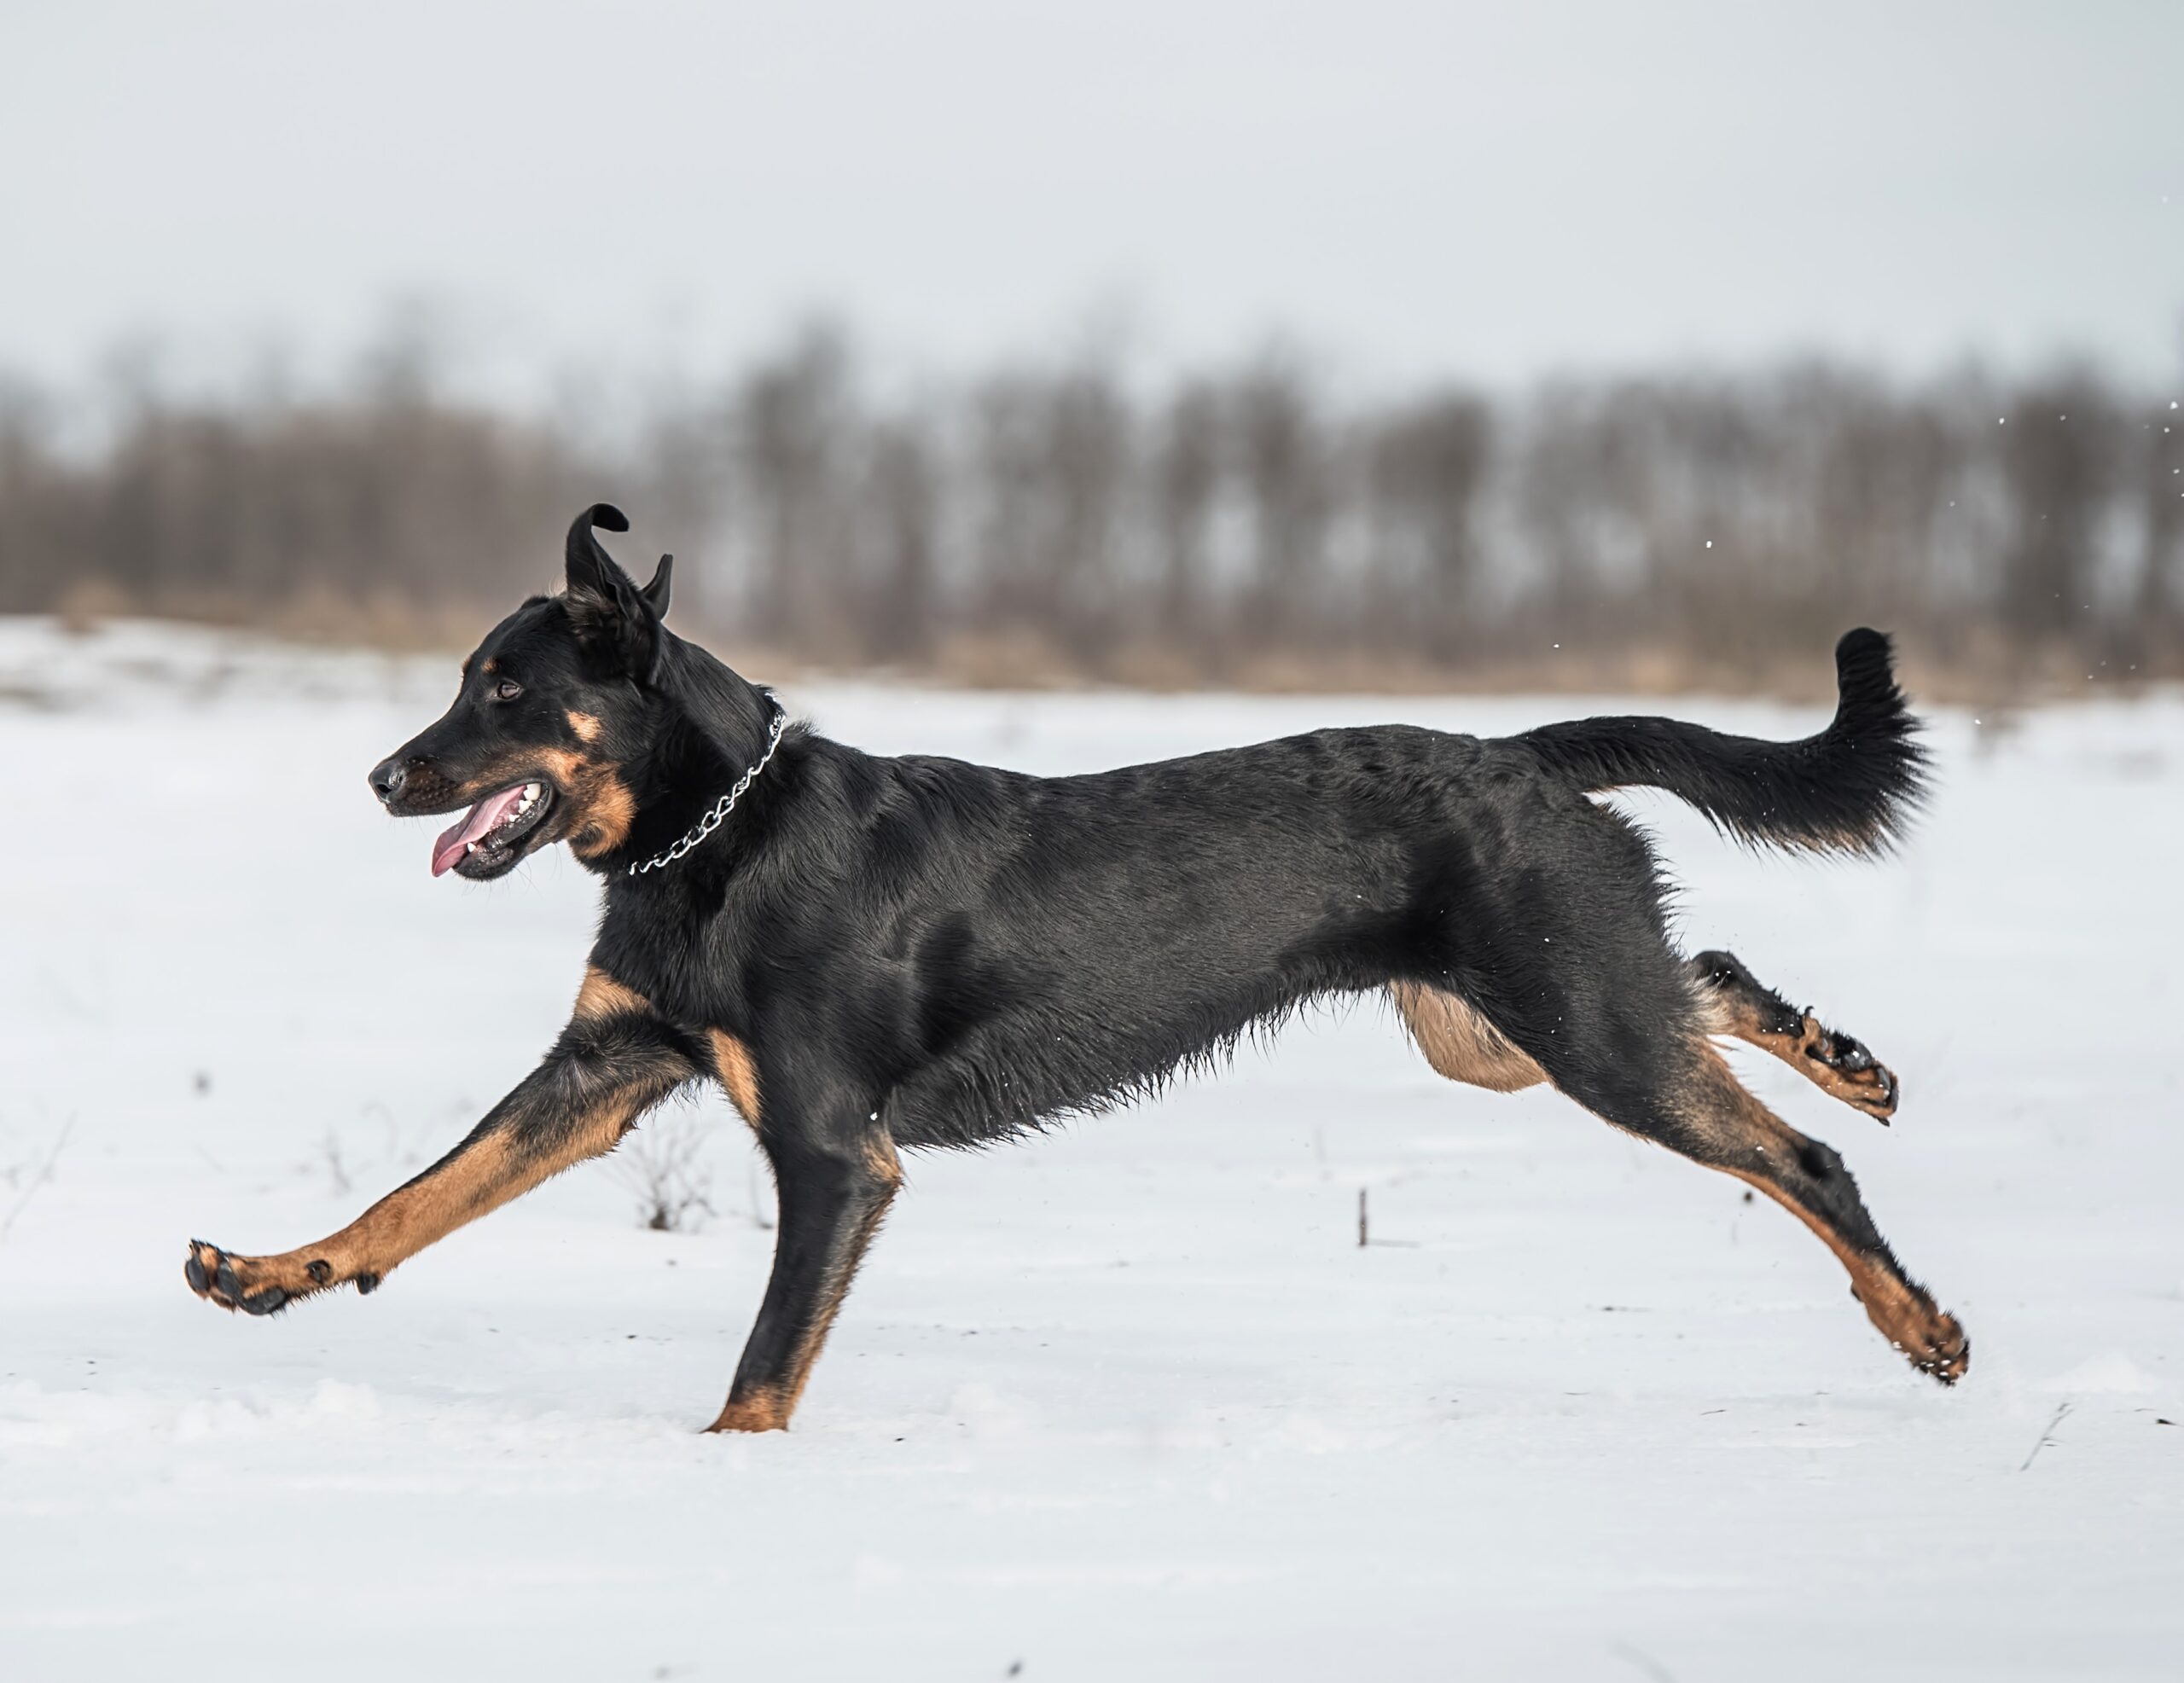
590,630,785,879
653,630,777,767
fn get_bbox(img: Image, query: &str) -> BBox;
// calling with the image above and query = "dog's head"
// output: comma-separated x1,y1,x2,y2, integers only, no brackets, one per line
369,503,677,880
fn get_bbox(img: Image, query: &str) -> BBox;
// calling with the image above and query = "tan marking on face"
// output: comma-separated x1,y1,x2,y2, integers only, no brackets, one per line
480,658,498,676
708,1030,763,1129
1389,982,1548,1093
566,711,603,743
445,741,637,863
572,772,636,856
521,746,638,859
575,966,649,1023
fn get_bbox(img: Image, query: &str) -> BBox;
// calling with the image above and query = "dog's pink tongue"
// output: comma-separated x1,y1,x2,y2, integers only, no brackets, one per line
431,786,527,877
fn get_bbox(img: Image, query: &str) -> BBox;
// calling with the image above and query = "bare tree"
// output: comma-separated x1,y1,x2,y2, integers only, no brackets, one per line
1998,376,2114,641
866,414,940,662
1153,381,1223,643
736,326,852,647
1234,358,1330,645
2135,397,2184,630
3,330,2174,690
1369,393,1492,656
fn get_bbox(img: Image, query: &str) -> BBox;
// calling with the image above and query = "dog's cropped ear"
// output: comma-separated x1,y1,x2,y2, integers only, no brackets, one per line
642,554,673,618
563,503,662,681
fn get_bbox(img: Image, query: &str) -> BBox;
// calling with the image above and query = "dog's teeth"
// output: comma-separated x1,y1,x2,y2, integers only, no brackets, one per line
525,782,542,799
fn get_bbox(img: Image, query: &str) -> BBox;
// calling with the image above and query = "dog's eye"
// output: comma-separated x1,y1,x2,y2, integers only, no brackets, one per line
493,679,524,702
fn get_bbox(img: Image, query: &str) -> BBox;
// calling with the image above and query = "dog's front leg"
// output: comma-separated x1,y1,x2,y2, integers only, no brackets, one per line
706,1122,903,1433
184,996,696,1314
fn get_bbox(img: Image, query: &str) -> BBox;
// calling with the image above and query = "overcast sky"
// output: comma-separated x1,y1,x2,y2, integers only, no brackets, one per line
7,1,2179,403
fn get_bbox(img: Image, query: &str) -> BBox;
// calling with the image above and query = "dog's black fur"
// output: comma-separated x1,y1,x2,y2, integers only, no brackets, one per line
185,503,1967,1430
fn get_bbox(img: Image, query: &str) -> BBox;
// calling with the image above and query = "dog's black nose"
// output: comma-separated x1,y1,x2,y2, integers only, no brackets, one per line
369,757,408,803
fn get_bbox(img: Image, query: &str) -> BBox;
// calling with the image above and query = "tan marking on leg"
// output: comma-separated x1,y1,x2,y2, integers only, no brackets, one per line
708,1030,763,1130
1390,983,1548,1093
1694,957,1897,1119
706,1135,902,1434
706,1385,792,1434
775,1147,900,1421
1677,1048,1965,1381
186,1088,665,1309
566,711,603,743
1723,1160,1965,1378
575,966,649,1022
708,1195,897,1434
861,1129,905,1190
1734,1011,1898,1117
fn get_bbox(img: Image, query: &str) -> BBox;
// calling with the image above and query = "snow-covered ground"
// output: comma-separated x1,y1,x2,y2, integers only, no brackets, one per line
2,618,2178,1680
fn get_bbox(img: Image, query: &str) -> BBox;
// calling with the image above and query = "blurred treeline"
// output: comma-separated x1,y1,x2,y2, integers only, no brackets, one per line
3,328,2179,696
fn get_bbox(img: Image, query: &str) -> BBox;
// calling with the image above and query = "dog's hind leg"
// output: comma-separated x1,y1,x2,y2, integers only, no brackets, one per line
1669,1045,1963,1380
1560,1035,1966,1384
707,1122,903,1433
185,968,697,1314
1409,798,1957,1381
1687,949,1899,1121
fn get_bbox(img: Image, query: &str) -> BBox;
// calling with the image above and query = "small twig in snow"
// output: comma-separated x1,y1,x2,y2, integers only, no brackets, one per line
0,1117,76,1244
322,1129,351,1195
613,1112,717,1233
1611,1639,1680,1683
2020,1401,2072,1471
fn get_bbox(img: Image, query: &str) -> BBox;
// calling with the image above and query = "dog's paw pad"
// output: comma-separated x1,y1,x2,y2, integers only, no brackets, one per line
184,1240,293,1314
1907,1314,1969,1386
184,1240,241,1310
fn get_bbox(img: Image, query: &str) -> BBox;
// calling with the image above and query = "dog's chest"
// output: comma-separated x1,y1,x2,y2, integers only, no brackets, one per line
598,914,735,1035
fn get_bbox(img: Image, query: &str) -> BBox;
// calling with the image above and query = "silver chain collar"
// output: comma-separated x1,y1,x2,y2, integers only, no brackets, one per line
626,705,789,878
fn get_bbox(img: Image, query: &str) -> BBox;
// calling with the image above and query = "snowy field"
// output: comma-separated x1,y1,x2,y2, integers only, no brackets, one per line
2,618,2179,1681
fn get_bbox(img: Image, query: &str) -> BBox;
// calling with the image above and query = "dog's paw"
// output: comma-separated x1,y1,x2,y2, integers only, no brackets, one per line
184,1240,372,1312
1801,1018,1899,1121
1897,1309,1969,1386
183,1240,293,1314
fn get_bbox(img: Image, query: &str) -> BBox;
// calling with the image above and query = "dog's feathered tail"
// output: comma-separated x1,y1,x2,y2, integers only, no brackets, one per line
1515,628,1929,857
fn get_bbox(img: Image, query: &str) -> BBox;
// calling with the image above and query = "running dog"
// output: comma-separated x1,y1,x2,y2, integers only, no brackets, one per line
185,503,1966,1430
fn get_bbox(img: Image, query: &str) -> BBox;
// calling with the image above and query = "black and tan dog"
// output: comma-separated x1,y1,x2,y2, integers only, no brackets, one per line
185,504,1966,1430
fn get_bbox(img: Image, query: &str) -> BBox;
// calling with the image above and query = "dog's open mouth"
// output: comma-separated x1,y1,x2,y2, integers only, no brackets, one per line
431,781,555,878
